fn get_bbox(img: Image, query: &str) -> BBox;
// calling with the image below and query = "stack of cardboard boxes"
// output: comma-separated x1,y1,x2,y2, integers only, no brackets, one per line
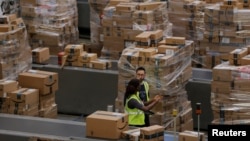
0,69,59,118
20,0,79,55
60,44,112,70
115,35,194,132
101,1,171,59
211,47,250,124
0,13,32,80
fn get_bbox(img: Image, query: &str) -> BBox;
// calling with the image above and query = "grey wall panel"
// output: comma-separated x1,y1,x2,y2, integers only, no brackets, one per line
32,64,118,115
186,80,213,130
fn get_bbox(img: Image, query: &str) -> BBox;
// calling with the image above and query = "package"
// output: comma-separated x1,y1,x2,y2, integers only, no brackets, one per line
18,70,58,95
86,110,129,140
32,47,50,64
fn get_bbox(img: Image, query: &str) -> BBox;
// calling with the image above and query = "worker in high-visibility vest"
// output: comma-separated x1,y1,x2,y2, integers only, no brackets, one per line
136,66,155,126
124,78,162,127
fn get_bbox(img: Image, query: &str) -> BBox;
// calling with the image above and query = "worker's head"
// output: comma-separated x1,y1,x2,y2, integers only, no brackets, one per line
136,66,146,82
124,78,140,105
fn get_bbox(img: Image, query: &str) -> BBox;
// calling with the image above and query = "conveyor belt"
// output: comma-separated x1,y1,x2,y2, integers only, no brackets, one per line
0,113,106,141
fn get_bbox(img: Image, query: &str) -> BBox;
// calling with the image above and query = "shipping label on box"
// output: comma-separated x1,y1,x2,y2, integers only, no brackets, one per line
86,110,129,140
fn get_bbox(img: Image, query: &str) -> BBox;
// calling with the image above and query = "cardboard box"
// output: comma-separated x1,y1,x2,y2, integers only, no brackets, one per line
32,47,50,64
8,88,39,104
18,70,58,95
179,130,205,141
78,53,98,63
90,59,112,70
241,54,250,65
86,110,129,139
122,128,140,141
158,45,179,54
165,37,186,45
0,80,19,97
147,54,174,67
0,97,10,113
64,44,84,56
139,47,157,57
140,125,164,141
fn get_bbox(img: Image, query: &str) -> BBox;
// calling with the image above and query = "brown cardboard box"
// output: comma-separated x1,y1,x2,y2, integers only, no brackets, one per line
39,92,56,109
122,128,140,141
140,125,164,141
241,54,250,65
158,45,179,54
137,2,166,11
90,59,112,70
32,47,50,64
64,44,84,56
212,64,235,81
229,48,248,65
39,103,58,118
0,97,10,113
139,47,157,57
211,80,232,94
147,54,174,67
0,80,19,97
18,70,58,95
86,110,129,140
8,88,39,104
78,52,98,63
165,37,186,45
179,130,205,141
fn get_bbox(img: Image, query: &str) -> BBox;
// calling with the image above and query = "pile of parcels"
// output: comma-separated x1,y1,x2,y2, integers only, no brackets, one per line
59,44,113,70
20,0,79,54
211,47,250,124
0,69,58,118
0,13,32,80
115,35,195,131
86,110,206,141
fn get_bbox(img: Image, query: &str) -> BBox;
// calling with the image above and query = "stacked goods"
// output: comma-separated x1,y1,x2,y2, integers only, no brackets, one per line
195,1,250,68
20,0,79,55
116,35,194,131
0,80,19,113
168,0,205,41
0,13,32,80
101,1,172,59
8,88,39,116
60,44,112,70
211,49,250,124
18,70,59,118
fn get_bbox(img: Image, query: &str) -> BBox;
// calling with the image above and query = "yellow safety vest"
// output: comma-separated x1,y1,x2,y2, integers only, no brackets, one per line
125,95,145,126
137,81,150,101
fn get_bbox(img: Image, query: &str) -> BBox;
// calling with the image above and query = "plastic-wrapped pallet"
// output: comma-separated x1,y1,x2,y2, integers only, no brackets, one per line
0,13,32,80
20,0,79,55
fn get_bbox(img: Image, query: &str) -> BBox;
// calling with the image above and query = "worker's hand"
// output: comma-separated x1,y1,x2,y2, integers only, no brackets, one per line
153,95,163,102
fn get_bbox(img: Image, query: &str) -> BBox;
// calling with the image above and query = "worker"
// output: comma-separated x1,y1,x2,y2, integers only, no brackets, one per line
124,78,162,127
135,66,153,127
